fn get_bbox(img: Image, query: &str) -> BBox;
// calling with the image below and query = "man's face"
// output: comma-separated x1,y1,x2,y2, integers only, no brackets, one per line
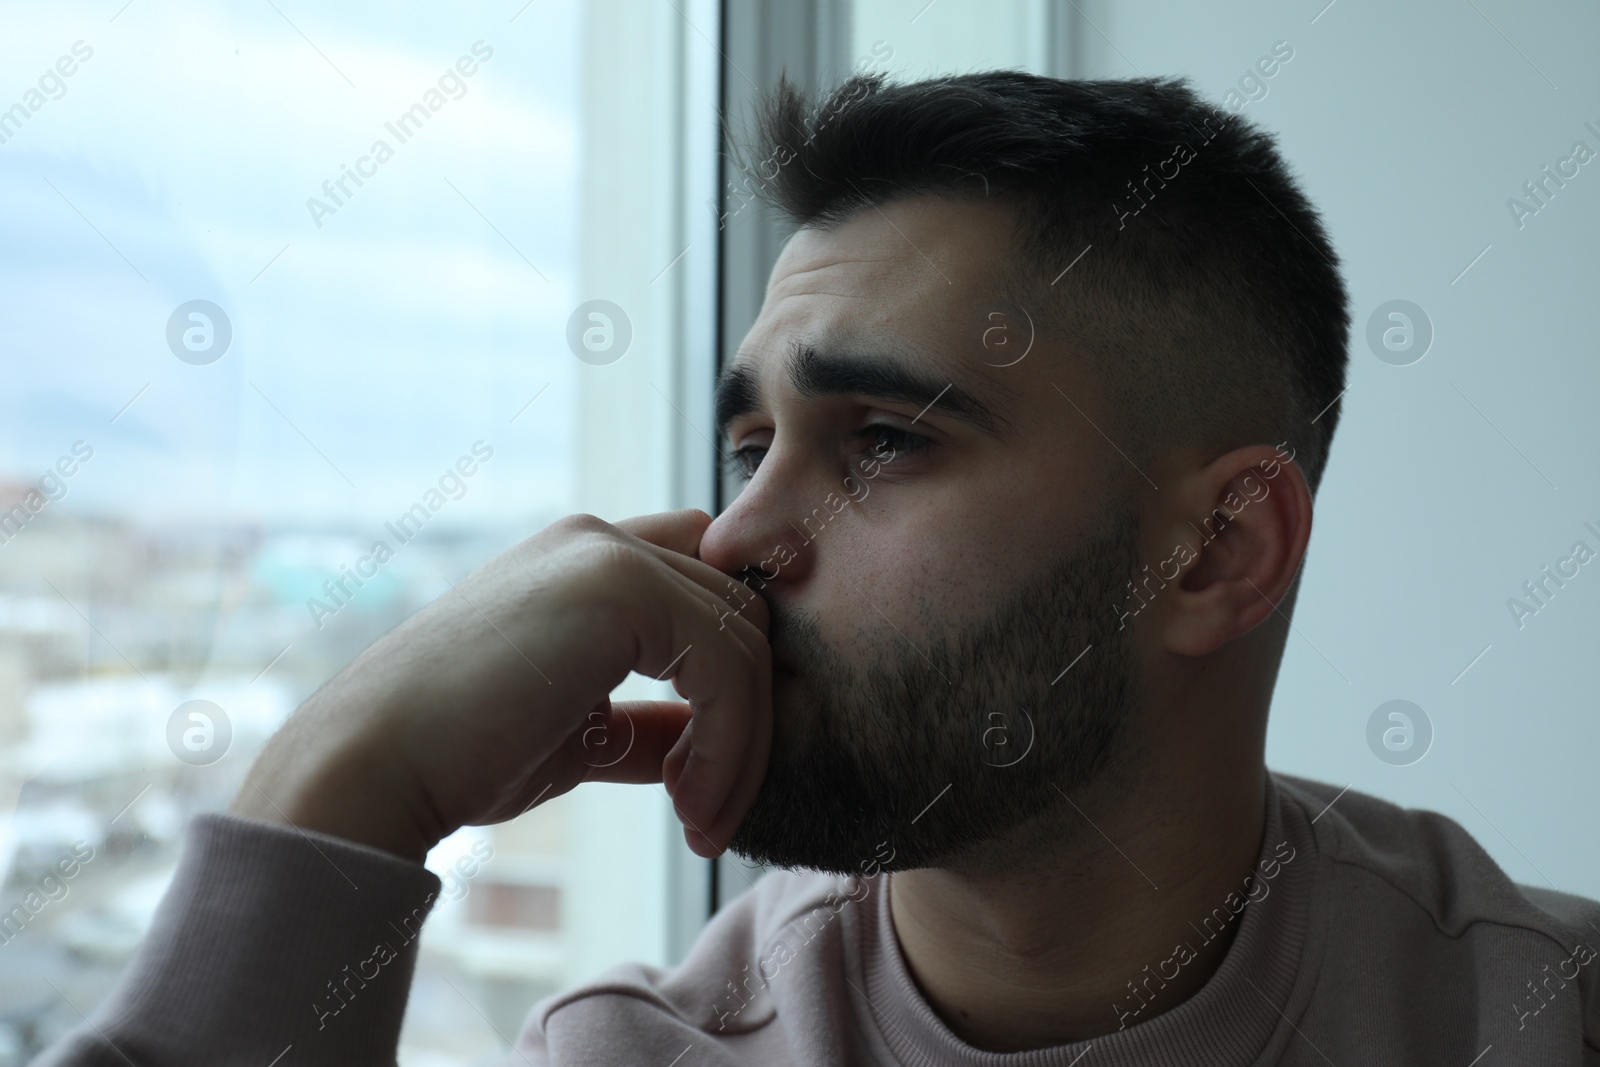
700,195,1148,876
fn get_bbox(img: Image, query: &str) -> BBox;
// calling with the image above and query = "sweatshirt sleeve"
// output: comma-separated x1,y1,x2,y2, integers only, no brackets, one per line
32,811,443,1067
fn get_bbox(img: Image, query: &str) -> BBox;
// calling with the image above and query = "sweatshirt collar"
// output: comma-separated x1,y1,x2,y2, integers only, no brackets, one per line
854,773,1320,1067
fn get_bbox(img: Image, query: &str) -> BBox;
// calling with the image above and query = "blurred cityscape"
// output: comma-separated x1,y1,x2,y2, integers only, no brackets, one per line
0,493,571,1065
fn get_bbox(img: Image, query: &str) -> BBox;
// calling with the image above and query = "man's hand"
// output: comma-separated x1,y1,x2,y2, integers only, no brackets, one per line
231,509,771,863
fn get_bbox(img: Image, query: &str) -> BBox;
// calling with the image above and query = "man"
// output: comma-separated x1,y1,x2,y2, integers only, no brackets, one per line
39,72,1600,1065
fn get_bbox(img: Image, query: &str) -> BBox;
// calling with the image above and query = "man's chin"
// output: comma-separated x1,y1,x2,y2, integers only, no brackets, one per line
725,764,889,875
764,671,820,748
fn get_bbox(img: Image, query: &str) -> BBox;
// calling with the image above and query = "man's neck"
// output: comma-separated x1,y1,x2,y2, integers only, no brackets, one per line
887,762,1268,1051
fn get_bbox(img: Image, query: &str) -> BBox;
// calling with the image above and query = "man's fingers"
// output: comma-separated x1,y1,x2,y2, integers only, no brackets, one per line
641,541,771,638
636,549,771,672
615,512,770,637
628,566,772,849
578,700,693,785
613,509,712,558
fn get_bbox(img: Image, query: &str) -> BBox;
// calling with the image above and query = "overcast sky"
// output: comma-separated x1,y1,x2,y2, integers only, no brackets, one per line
1,0,582,526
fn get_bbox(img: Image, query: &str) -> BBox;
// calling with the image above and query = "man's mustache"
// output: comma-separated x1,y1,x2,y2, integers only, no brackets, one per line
744,589,812,675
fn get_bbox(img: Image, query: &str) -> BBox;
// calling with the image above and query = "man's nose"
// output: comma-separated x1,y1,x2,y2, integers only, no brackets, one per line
698,466,817,592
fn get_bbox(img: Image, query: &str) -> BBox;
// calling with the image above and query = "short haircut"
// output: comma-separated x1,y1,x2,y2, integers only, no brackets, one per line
736,71,1351,496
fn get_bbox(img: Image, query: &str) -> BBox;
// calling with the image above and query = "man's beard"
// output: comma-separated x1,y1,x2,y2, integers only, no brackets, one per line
727,504,1144,876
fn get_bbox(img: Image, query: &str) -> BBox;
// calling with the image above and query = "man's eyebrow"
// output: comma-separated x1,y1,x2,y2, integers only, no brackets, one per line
714,341,1006,439
714,361,762,441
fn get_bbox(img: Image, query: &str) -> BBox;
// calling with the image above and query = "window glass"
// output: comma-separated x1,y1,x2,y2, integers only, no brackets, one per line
0,3,703,1062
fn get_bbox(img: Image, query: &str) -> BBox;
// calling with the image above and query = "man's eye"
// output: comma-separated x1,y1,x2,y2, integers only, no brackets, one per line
723,445,766,481
722,425,928,483
859,424,928,462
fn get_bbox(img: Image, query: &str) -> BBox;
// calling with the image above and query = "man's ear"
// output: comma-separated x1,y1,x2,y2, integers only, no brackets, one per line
1160,443,1312,658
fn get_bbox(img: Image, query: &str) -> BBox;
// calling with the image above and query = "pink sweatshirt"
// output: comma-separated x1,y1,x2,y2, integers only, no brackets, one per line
34,774,1600,1065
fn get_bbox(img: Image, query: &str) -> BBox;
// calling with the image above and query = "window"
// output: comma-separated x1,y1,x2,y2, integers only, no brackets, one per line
0,1,717,1062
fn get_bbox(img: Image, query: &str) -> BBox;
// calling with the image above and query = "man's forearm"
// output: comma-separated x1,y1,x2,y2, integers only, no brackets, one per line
33,812,442,1066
